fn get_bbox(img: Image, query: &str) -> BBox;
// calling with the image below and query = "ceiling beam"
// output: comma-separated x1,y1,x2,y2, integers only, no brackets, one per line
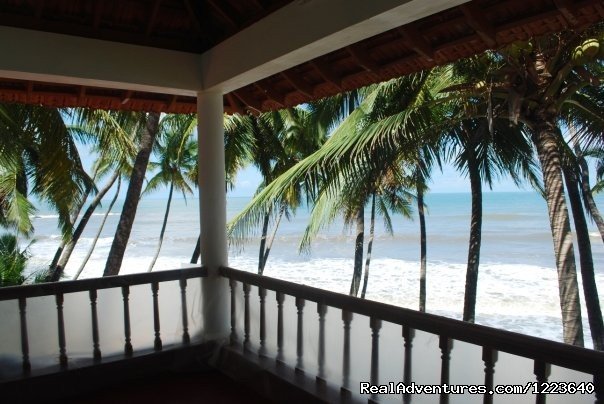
226,93,245,115
34,1,45,20
232,89,262,113
553,0,580,26
77,86,86,103
26,81,33,102
310,60,342,89
93,1,104,30
0,26,202,96
146,0,162,36
168,94,178,110
183,0,204,38
122,90,133,104
398,26,435,60
280,71,314,98
207,0,239,32
346,44,379,72
460,2,497,48
254,82,285,107
200,0,469,93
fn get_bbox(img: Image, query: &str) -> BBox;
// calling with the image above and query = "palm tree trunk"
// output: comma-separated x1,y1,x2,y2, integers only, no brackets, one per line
462,151,482,323
532,124,584,346
349,207,364,297
190,235,201,264
576,148,604,244
260,204,285,275
147,181,174,272
48,170,98,275
48,170,119,281
361,193,376,299
104,112,160,277
74,176,121,280
258,210,270,275
417,172,427,313
563,166,604,350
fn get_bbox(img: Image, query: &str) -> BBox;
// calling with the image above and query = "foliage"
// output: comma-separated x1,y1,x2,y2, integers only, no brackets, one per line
0,233,29,287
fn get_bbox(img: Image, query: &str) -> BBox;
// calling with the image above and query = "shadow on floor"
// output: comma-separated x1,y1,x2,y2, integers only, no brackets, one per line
64,370,270,404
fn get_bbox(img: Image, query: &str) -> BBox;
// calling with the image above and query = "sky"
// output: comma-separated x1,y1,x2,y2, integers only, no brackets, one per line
227,162,534,197
77,139,533,201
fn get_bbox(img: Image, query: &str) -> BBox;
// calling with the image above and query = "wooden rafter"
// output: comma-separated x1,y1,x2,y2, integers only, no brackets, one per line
93,1,104,30
310,60,342,89
345,45,379,72
207,0,239,31
77,86,86,104
254,83,285,107
553,0,581,26
168,95,178,110
249,0,264,12
183,0,204,38
233,89,262,113
26,81,33,102
280,71,314,99
34,0,45,20
226,93,245,115
398,26,435,61
146,0,162,36
122,90,133,105
460,3,498,48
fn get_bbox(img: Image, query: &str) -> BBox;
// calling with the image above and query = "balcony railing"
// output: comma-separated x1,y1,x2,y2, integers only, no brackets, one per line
1,265,603,403
220,266,604,404
0,267,206,380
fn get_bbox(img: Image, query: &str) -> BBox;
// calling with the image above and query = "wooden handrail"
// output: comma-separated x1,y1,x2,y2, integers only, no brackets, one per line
220,266,604,375
0,267,207,300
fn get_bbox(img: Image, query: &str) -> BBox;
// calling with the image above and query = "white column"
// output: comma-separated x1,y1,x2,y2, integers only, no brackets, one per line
197,91,229,341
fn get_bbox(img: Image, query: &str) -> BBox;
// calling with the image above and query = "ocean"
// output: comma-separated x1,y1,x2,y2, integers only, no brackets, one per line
24,192,604,348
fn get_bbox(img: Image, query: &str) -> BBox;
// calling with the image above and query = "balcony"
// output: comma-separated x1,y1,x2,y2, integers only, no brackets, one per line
1,266,602,403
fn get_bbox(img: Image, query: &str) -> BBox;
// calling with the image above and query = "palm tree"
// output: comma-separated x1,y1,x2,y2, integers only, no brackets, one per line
227,107,326,275
47,109,139,281
440,32,603,345
74,176,121,280
228,72,444,296
0,233,30,287
561,147,604,350
145,114,197,272
0,104,91,238
104,112,160,276
491,31,604,346
443,116,538,323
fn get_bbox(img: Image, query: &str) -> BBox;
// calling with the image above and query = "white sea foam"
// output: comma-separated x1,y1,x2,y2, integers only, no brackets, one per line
23,193,604,349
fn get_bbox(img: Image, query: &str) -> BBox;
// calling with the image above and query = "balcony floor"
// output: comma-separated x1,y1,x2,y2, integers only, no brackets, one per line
65,369,269,404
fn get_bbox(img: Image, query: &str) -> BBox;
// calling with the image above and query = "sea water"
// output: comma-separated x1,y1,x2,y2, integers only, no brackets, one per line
24,192,604,348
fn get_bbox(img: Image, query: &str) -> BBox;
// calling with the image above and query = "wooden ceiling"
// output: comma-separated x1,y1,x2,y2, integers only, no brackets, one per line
0,0,602,115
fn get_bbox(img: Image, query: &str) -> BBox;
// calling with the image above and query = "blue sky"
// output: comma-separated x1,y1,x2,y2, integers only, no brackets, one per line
227,162,531,197
77,140,534,200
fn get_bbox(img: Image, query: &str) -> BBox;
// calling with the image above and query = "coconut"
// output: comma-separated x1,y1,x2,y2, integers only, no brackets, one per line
572,38,599,65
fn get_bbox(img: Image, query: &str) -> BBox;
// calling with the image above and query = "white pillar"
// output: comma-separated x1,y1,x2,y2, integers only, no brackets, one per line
197,91,229,341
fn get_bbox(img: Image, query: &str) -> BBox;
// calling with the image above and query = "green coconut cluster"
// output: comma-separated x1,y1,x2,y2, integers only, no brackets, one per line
571,37,603,66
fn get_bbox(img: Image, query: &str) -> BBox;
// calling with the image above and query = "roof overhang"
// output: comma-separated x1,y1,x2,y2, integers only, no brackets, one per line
0,0,601,114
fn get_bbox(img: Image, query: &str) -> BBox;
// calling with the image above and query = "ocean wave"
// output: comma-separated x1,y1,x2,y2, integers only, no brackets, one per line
32,214,59,219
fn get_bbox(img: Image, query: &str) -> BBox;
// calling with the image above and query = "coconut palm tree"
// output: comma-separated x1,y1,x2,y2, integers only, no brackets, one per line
227,106,326,275
104,111,161,276
0,104,91,238
442,116,538,323
74,176,121,280
47,109,139,281
145,114,197,272
0,233,30,287
560,145,604,350
490,31,604,346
